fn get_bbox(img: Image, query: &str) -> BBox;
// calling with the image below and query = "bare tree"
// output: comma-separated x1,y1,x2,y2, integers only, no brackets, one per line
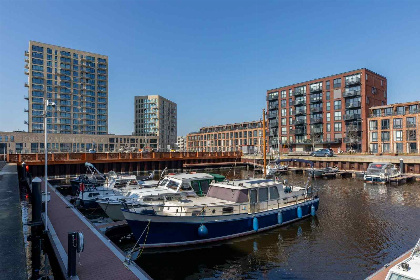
310,126,322,151
346,124,361,152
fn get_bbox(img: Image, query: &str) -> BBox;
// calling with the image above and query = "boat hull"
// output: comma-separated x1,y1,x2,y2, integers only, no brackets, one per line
98,201,126,221
123,198,319,248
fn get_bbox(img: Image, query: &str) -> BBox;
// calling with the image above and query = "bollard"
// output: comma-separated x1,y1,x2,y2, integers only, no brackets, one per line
68,232,78,277
400,158,404,174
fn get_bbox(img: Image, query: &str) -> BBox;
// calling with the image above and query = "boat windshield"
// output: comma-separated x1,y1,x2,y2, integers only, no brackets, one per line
159,179,168,186
387,273,412,280
207,186,249,203
166,180,180,190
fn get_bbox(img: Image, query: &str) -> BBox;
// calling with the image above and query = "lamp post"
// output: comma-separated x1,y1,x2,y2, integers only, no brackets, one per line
44,99,55,231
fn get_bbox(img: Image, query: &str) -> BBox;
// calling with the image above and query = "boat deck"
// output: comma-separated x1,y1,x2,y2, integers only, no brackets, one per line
366,250,412,280
44,179,150,279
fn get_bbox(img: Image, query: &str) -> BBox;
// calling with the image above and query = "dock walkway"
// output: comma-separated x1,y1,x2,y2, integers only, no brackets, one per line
44,179,150,280
0,163,26,280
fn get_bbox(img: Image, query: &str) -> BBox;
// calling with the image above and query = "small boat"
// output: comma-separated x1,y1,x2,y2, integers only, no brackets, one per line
309,166,339,178
266,162,288,176
70,162,106,195
382,238,420,280
364,162,401,183
122,178,319,248
97,172,225,221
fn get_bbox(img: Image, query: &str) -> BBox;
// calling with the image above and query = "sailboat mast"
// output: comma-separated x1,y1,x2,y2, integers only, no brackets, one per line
263,109,267,178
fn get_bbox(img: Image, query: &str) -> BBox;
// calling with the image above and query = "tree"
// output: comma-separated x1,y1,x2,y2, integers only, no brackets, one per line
346,124,361,152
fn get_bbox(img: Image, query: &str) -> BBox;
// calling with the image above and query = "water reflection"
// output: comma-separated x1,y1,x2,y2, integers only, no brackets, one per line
132,168,420,280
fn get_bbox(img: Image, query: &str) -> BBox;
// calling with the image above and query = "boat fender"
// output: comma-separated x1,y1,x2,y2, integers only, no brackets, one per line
198,225,208,237
253,217,259,231
278,212,283,224
311,204,316,216
297,206,302,218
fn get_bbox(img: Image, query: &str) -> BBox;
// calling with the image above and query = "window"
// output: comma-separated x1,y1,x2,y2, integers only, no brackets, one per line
334,123,341,132
369,120,378,130
326,102,330,111
281,100,286,108
326,91,330,100
381,119,390,129
384,108,392,116
281,118,286,125
396,106,405,115
281,90,286,98
395,131,403,141
393,118,402,129
334,112,342,121
326,112,331,122
406,117,416,127
333,78,341,88
258,188,268,202
382,143,390,153
269,187,279,200
371,132,378,141
381,131,390,141
281,109,286,116
326,81,330,90
334,100,342,110
372,109,381,117
326,123,331,132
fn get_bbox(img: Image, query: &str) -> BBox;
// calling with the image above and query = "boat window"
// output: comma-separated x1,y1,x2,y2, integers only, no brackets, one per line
200,180,210,194
206,186,248,202
388,273,412,280
166,180,179,190
258,188,268,202
88,192,100,197
222,207,234,214
250,189,257,204
269,187,279,200
159,179,168,186
180,183,192,191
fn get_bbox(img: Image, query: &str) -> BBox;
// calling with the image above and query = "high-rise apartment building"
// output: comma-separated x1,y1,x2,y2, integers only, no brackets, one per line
267,68,387,153
134,95,177,150
25,41,108,135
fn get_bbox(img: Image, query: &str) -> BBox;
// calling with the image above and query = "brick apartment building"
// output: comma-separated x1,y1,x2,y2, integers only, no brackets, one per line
267,68,387,153
368,101,419,154
186,121,264,153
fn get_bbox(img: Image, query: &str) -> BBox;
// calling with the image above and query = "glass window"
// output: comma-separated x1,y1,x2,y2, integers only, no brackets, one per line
326,123,331,132
326,91,330,100
395,130,403,141
371,132,378,141
381,131,390,141
326,81,330,90
258,188,268,202
269,187,279,200
326,112,331,122
333,78,341,88
334,100,341,110
334,123,341,132
369,120,378,130
393,118,402,129
326,102,330,111
381,119,390,129
334,112,342,121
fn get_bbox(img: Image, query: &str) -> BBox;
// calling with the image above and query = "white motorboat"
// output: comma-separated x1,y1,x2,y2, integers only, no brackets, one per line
385,238,420,280
364,162,401,183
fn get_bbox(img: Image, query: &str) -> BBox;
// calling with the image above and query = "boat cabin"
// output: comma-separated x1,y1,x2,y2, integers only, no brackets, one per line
158,173,225,196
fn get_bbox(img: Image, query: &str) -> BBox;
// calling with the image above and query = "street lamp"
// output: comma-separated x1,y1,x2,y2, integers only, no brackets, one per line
43,99,55,231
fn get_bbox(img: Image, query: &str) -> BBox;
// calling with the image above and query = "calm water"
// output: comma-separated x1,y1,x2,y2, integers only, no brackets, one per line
132,168,420,280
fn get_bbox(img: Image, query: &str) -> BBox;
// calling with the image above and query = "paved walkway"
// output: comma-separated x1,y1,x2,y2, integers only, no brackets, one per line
0,163,26,280
45,179,150,280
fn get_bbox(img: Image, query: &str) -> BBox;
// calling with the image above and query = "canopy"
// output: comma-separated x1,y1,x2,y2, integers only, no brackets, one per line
275,158,314,168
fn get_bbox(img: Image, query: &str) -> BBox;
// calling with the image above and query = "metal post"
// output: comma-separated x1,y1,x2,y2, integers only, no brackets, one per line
44,101,48,231
32,178,42,224
400,158,404,174
262,109,267,178
68,232,78,277
31,177,42,279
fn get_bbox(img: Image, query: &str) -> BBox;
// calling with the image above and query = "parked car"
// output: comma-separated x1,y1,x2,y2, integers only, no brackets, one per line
311,148,334,157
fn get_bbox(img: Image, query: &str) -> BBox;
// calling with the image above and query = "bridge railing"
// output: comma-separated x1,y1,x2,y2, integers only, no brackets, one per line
8,151,242,164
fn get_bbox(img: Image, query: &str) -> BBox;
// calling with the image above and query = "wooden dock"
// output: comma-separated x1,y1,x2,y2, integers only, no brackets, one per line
44,179,150,280
389,175,416,185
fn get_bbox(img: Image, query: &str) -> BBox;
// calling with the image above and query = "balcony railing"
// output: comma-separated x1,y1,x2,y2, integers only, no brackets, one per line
24,70,29,75
345,78,361,87
393,124,403,129
24,95,29,100
24,82,29,87
25,58,29,63
267,94,278,101
25,51,29,57
343,90,361,98
409,109,420,114
312,107,323,113
310,117,323,124
24,108,29,112
310,96,323,103
346,125,362,132
407,123,416,128
24,64,29,69
293,90,305,97
343,136,361,143
345,101,361,109
344,113,361,121
294,100,305,106
292,119,305,126
310,86,322,93
311,128,323,134
290,129,305,135
294,109,306,115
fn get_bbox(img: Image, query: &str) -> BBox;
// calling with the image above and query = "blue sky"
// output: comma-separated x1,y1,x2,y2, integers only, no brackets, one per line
1,0,419,136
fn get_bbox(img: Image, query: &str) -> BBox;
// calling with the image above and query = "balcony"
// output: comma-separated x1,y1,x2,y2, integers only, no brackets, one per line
268,104,278,110
310,117,323,124
343,90,361,98
270,121,278,128
345,101,361,109
346,125,361,132
24,108,29,112
24,120,29,125
310,86,322,93
24,70,29,75
24,82,29,87
267,94,278,101
344,113,361,121
409,109,420,114
294,109,306,115
25,51,29,57
312,107,323,113
345,77,361,87
24,64,29,69
290,129,305,135
294,99,305,106
25,58,29,63
293,90,305,97
343,136,361,143
268,112,278,119
292,119,305,126
310,96,322,103
311,128,323,134
24,95,29,100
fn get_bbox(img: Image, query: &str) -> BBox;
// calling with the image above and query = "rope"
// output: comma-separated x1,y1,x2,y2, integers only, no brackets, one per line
136,220,152,260
125,219,151,263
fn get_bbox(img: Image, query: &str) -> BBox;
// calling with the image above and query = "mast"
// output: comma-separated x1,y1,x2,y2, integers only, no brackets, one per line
263,109,267,178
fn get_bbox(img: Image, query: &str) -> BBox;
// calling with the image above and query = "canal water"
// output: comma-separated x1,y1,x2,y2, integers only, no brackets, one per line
131,168,420,280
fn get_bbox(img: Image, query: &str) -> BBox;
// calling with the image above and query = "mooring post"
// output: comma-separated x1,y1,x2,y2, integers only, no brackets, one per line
400,158,404,174
31,177,42,279
68,232,78,277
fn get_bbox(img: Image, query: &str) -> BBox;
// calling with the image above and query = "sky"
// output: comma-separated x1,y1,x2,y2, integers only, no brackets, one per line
1,0,419,136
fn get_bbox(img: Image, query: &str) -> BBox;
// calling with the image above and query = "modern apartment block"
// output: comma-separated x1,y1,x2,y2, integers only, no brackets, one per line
368,101,419,154
0,131,158,154
176,136,186,151
134,95,177,151
267,68,387,153
25,41,108,135
186,121,264,152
